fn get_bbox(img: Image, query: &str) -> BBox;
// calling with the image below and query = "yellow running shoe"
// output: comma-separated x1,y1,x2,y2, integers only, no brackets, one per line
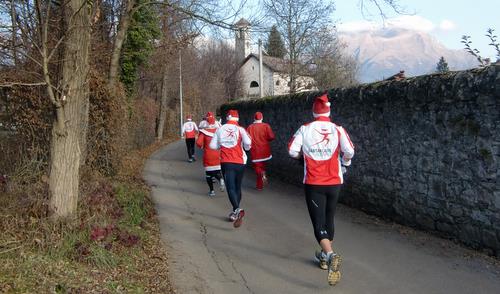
327,253,342,286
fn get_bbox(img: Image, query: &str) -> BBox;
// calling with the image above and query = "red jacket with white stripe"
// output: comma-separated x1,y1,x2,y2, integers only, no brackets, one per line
182,121,198,139
209,120,251,164
288,116,355,185
196,127,221,171
246,121,275,162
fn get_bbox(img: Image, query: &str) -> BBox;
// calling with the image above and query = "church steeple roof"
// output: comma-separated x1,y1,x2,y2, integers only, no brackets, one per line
234,18,251,27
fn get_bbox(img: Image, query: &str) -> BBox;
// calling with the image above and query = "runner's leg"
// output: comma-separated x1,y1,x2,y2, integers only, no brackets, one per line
185,139,191,159
305,185,329,243
325,185,341,242
222,163,239,211
205,171,214,191
188,139,195,158
254,162,264,189
234,164,245,207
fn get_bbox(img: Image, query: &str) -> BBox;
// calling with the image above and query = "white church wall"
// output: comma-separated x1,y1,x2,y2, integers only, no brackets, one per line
239,57,274,99
273,73,317,95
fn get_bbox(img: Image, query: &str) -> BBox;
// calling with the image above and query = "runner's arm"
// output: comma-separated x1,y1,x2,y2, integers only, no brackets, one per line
338,126,354,166
209,129,220,150
240,127,252,151
268,125,275,141
196,133,204,148
288,127,303,159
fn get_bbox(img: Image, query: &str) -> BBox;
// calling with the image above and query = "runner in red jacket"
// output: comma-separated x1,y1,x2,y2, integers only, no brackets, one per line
288,93,354,286
246,112,275,190
196,116,225,197
209,109,251,228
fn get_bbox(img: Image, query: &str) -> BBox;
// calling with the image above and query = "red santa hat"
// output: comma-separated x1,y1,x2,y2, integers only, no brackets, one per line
313,93,331,117
206,111,214,119
227,109,239,121
207,116,215,125
254,112,263,121
186,114,192,120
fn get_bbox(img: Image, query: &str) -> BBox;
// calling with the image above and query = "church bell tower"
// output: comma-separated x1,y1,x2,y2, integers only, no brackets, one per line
234,18,251,62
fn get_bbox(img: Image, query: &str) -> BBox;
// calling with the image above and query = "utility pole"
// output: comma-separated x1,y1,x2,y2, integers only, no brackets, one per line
258,39,264,98
179,49,183,137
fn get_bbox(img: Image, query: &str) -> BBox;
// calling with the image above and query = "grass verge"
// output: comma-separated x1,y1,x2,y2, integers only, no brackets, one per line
0,139,176,293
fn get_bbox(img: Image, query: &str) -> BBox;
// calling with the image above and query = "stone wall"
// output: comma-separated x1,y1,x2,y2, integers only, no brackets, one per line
220,65,500,256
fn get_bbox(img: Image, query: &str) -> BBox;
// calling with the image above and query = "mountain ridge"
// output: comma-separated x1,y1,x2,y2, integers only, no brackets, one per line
340,28,478,83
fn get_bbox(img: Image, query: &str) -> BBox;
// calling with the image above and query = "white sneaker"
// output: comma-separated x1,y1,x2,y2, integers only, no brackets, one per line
208,191,215,197
314,250,328,270
228,211,237,222
233,208,245,228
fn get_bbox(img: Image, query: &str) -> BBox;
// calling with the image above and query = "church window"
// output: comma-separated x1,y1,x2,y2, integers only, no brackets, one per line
276,80,280,86
250,81,259,88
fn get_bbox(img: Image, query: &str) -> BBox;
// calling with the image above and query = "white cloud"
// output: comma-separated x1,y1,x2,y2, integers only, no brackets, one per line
439,19,456,31
386,15,435,32
338,20,379,32
339,15,442,33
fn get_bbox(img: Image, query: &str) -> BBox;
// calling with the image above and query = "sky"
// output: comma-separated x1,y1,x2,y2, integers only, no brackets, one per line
334,0,499,59
239,0,500,59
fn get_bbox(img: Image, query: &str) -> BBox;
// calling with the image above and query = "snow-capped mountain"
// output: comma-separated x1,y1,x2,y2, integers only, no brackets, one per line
340,28,478,83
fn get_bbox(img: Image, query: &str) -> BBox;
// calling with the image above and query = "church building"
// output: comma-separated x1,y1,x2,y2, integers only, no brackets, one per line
234,18,316,99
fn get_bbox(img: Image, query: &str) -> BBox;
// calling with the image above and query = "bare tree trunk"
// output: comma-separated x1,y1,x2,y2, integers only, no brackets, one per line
10,0,18,65
108,0,135,89
49,0,91,218
157,64,168,140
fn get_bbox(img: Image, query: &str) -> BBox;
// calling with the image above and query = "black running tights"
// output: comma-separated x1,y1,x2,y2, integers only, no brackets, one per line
304,184,341,243
185,138,195,158
221,163,245,211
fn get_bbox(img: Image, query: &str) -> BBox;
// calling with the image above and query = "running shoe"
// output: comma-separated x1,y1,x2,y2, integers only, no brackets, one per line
219,179,225,192
327,253,342,286
233,208,245,228
208,190,215,197
262,173,268,186
228,211,237,222
188,158,193,163
314,250,328,270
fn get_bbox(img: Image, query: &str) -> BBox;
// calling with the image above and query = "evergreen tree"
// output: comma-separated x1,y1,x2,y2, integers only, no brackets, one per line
120,0,161,95
436,56,450,73
265,25,286,58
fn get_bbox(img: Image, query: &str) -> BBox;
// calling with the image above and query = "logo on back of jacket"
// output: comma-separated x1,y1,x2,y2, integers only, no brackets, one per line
185,123,194,131
221,127,238,147
308,128,334,157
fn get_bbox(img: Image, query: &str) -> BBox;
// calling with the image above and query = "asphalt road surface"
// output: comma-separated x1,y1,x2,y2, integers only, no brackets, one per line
144,140,500,294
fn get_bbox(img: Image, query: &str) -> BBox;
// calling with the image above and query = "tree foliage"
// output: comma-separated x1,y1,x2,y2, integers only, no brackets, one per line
120,0,161,96
435,56,449,73
309,27,358,89
461,28,500,66
263,0,335,93
265,25,286,58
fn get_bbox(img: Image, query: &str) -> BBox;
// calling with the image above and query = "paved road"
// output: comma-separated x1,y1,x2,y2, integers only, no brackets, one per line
144,140,500,294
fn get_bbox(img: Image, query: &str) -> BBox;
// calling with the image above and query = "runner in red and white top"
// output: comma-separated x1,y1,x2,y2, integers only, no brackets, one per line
288,93,354,286
209,109,251,228
182,115,198,162
246,111,275,190
199,111,222,130
196,116,225,197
